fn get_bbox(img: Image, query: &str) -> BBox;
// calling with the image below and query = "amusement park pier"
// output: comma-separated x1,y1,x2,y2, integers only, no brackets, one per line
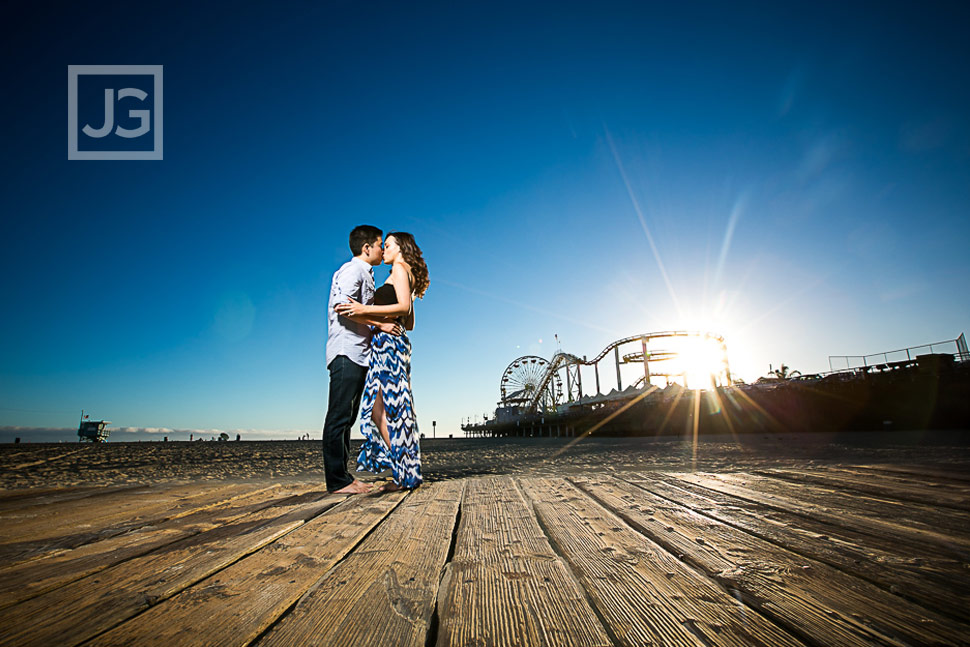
462,331,970,438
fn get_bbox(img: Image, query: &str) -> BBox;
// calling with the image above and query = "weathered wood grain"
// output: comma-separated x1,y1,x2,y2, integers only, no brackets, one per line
573,474,969,646
673,471,970,553
0,484,145,514
0,488,342,647
2,469,967,647
434,477,612,647
755,466,970,512
832,464,970,491
0,483,292,610
0,481,267,565
0,483,178,542
853,463,970,483
86,490,406,647
520,477,806,647
0,482,189,532
258,482,462,647
621,471,970,622
660,470,969,562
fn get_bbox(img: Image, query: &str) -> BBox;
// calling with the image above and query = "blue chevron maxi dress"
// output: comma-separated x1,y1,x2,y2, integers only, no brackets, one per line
356,330,422,488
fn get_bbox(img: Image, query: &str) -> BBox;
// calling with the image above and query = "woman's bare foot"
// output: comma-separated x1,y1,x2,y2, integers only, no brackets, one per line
333,480,373,494
376,481,406,493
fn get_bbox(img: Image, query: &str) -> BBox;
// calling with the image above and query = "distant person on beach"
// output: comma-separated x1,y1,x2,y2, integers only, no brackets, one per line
335,232,429,491
323,225,402,494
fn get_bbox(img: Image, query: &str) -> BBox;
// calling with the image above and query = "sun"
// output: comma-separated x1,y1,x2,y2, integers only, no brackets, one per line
672,335,729,389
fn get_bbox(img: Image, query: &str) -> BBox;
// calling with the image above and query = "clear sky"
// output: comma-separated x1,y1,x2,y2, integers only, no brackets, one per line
1,1,968,441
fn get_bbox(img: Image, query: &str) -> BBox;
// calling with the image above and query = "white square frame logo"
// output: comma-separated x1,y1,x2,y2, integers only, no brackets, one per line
68,65,163,160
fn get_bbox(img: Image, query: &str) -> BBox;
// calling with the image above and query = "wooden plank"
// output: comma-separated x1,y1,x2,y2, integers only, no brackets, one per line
621,471,970,622
0,481,270,566
664,471,970,566
433,477,612,647
86,490,407,647
0,487,344,647
572,474,969,646
839,464,970,493
853,463,970,484
836,464,970,492
673,471,970,553
258,481,463,647
0,481,251,545
0,484,146,514
755,466,970,512
0,482,295,610
519,477,806,647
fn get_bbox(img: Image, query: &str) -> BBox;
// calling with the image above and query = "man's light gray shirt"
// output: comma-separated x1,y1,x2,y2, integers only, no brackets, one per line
326,257,375,368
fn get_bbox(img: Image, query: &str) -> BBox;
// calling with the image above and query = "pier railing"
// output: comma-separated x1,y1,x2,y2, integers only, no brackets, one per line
827,333,967,373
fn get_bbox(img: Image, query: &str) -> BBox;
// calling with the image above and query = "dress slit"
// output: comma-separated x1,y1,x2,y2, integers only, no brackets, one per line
356,330,422,488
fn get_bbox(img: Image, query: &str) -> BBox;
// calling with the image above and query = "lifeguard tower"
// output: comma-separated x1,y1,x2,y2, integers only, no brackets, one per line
77,411,110,442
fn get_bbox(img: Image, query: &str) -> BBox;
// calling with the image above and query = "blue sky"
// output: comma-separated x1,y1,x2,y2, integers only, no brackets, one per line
1,1,968,440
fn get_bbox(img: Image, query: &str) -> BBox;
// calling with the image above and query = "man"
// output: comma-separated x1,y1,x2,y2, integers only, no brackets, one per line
323,224,399,493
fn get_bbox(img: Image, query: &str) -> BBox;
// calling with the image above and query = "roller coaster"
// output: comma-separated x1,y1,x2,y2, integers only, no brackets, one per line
466,331,970,438
495,331,730,419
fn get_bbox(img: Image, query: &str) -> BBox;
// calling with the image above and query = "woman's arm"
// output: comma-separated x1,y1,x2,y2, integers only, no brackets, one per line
335,263,413,318
390,264,413,319
403,307,414,331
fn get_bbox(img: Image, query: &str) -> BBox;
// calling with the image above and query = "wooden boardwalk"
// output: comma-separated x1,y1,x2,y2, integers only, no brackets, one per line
0,465,968,646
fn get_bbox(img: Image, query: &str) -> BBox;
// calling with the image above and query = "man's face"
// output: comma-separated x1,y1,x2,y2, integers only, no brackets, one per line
363,237,384,266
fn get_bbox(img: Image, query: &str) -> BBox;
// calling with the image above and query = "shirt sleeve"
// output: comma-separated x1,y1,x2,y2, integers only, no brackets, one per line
331,265,363,309
361,270,375,306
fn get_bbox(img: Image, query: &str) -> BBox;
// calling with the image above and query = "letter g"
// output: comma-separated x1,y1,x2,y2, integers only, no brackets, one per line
114,88,150,138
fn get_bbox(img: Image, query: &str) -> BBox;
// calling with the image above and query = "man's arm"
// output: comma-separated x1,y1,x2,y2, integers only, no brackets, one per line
331,264,362,314
333,263,401,334
344,313,402,334
335,264,412,319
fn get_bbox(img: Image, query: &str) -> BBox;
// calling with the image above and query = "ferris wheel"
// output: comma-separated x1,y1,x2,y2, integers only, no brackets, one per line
500,355,562,411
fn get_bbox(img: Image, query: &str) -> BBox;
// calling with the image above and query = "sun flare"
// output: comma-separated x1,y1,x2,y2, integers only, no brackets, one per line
669,336,730,389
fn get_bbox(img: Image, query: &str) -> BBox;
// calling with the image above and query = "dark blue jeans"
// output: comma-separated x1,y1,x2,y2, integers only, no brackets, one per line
322,355,368,491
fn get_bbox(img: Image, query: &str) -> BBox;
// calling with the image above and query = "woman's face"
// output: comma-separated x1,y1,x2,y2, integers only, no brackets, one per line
383,236,400,264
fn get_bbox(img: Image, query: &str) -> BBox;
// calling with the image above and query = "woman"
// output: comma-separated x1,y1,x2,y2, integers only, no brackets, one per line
334,232,429,491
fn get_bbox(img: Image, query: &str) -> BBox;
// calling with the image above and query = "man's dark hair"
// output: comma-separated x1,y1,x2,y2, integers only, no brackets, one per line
349,225,382,256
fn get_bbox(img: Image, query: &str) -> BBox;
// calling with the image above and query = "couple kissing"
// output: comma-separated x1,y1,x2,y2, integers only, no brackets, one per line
322,225,429,494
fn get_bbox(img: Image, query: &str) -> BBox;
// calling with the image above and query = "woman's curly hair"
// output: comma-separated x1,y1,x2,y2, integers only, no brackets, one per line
387,231,429,298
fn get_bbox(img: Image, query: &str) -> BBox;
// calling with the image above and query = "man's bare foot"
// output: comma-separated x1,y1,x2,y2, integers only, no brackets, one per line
333,480,373,494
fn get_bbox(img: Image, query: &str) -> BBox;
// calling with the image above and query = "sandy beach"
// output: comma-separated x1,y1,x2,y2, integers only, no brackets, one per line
2,430,969,491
